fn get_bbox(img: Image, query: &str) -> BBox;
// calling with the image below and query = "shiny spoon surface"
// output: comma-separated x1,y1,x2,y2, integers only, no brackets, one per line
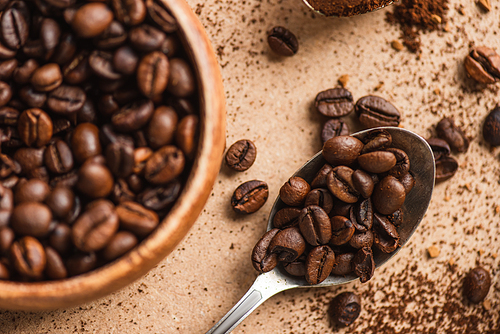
206,127,435,334
302,0,394,17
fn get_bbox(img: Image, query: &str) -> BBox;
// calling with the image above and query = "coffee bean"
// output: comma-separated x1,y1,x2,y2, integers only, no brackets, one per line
71,123,101,163
167,58,196,97
93,20,127,50
44,246,67,279
349,230,374,249
112,99,155,132
251,228,280,273
310,164,333,189
89,50,122,80
327,166,358,204
146,106,177,149
435,155,458,183
47,85,86,114
62,51,91,84
40,18,61,56
1,1,30,50
0,59,18,81
102,231,138,261
225,139,257,172
330,252,354,276
175,114,199,160
231,180,269,214
137,51,169,98
112,0,146,26
129,24,166,52
106,137,135,178
352,169,374,198
11,202,52,237
355,96,400,128
76,160,114,199
0,153,21,178
267,26,298,57
17,108,53,147
0,81,12,107
272,207,302,229
116,201,159,237
11,236,46,279
387,209,403,227
0,106,19,126
0,227,14,253
113,45,139,75
330,215,355,246
72,199,119,252
146,0,177,33
0,261,9,280
323,135,363,166
71,3,113,38
483,106,500,146
283,257,306,277
315,88,354,117
349,198,373,232
321,119,349,143
30,63,62,92
372,175,406,215
299,205,332,246
268,226,305,262
463,266,491,303
138,180,181,211
372,213,399,253
0,40,16,59
51,33,76,65
44,139,74,174
464,46,500,84
66,252,96,276
279,176,310,207
13,147,45,174
436,117,469,153
14,178,50,203
18,86,47,108
48,223,72,254
352,247,375,283
329,292,361,326
386,148,410,178
45,187,74,219
304,188,334,214
143,145,185,185
305,245,335,284
358,150,396,174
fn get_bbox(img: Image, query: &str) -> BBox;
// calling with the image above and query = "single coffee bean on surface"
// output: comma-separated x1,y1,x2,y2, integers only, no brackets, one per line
329,292,361,326
463,266,491,303
464,46,500,84
315,88,354,118
355,95,400,128
267,26,298,57
321,118,349,143
436,117,469,153
225,139,257,172
231,180,269,214
483,106,500,146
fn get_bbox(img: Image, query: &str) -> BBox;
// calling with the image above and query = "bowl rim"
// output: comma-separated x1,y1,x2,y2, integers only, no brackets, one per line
0,0,226,311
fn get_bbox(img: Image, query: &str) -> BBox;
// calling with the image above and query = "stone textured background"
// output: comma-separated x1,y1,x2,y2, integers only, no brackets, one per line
0,0,499,333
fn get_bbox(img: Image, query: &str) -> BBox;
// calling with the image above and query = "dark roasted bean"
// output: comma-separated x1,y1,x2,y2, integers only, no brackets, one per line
315,88,354,117
225,139,257,172
305,245,335,284
323,135,363,166
352,247,375,283
463,266,491,303
251,228,279,273
355,95,400,128
268,226,305,262
11,236,46,279
329,292,361,326
116,201,159,237
279,176,310,207
299,205,332,246
267,26,298,57
231,180,269,214
102,231,138,261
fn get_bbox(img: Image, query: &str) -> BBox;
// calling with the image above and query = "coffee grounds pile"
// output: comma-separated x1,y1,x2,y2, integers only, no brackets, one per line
386,0,449,53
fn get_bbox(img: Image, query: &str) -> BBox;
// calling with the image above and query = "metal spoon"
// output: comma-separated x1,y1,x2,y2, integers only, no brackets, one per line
206,127,435,334
302,0,394,17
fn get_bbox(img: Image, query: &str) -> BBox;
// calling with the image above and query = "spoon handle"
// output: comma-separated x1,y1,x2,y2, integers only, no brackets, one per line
205,270,298,334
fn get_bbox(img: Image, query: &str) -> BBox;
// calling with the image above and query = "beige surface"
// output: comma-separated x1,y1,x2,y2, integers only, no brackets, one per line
1,0,499,332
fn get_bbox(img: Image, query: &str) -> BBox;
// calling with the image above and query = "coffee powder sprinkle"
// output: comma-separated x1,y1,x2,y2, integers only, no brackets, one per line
386,0,449,53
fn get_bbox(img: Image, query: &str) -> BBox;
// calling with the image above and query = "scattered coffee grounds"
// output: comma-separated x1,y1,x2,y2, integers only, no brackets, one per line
306,0,394,17
386,0,449,53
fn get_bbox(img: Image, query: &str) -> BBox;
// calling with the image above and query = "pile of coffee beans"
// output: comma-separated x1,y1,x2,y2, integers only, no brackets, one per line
251,129,414,284
0,0,199,281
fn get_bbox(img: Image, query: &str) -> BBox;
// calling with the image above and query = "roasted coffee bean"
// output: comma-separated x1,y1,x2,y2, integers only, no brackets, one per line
358,151,396,174
50,170,78,189
387,209,403,227
304,188,334,214
267,26,298,57
0,227,14,253
327,166,358,204
76,160,114,199
464,46,500,84
352,169,374,198
146,106,177,149
18,86,46,108
22,39,44,59
44,139,73,174
269,226,305,262
1,1,30,50
386,148,410,178
132,146,152,174
349,230,374,249
112,0,146,26
315,88,354,117
279,176,310,207
18,108,53,147
483,106,500,146
436,117,469,153
112,99,154,132
331,252,354,276
283,257,306,277
28,166,49,183
47,85,86,114
373,213,399,253
167,58,195,97
71,3,113,38
435,155,458,183
399,171,415,194
0,40,16,59
352,247,375,283
72,199,119,252
329,292,361,326
330,215,355,245
13,59,39,85
76,99,97,124
175,114,199,160
44,246,67,279
231,180,269,214
30,63,61,92
350,198,373,232
112,178,135,203
89,50,122,80
11,202,52,237
66,252,97,276
93,20,127,49
372,175,406,215
311,164,333,189
0,261,9,280
11,236,46,279
113,45,139,75
299,205,332,246
49,223,72,254
137,51,169,98
62,51,91,84
40,18,61,55
355,96,400,128
71,123,101,163
0,106,19,126
251,228,279,273
51,33,76,65
106,137,134,178
13,147,45,174
305,245,335,285
138,180,181,211
360,129,392,153
0,81,12,107
45,187,74,219
146,0,177,32
323,135,363,166
116,201,159,237
463,266,491,303
102,231,138,261
144,145,185,185
0,153,21,178
14,178,50,203
129,24,165,52
0,59,18,81
321,119,349,143
272,207,302,229
225,139,256,172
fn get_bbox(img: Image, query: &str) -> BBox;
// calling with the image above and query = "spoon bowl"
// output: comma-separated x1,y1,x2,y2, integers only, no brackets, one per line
302,0,394,17
206,127,435,334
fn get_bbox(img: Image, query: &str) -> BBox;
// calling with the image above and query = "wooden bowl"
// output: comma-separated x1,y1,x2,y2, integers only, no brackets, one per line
0,0,226,311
